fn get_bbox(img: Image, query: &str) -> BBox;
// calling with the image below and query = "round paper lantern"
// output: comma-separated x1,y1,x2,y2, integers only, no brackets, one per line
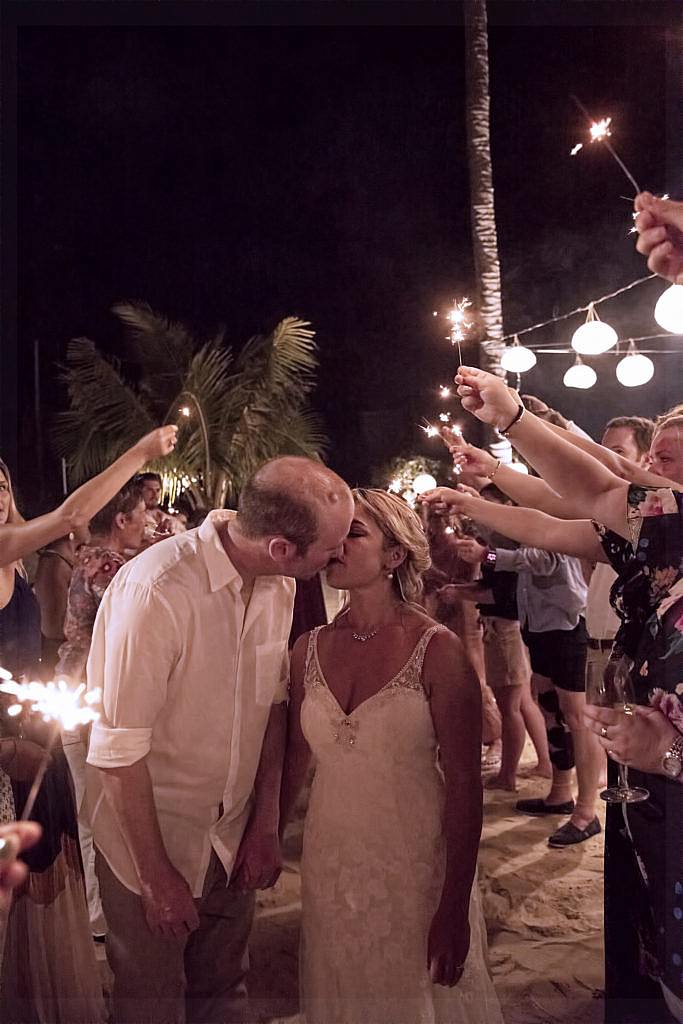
654,284,683,335
564,357,597,389
501,340,537,373
412,473,437,495
571,319,618,355
616,347,654,387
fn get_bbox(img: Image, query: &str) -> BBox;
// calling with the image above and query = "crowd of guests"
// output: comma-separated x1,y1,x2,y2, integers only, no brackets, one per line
0,189,679,1024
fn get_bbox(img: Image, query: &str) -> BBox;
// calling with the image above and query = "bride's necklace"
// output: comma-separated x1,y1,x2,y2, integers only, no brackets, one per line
344,608,399,643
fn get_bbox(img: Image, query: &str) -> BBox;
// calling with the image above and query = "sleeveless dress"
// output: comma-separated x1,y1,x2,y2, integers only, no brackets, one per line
299,625,502,1024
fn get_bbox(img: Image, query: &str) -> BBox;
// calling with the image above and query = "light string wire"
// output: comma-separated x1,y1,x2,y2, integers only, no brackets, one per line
500,273,658,345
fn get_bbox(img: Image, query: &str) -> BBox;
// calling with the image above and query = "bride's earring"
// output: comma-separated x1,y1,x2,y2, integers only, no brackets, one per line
386,570,394,579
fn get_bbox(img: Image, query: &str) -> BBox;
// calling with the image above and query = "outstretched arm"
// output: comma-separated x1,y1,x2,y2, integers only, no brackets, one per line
420,487,607,562
0,427,177,568
454,367,632,536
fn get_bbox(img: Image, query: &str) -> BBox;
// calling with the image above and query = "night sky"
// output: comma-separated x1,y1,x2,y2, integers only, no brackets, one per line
6,1,682,505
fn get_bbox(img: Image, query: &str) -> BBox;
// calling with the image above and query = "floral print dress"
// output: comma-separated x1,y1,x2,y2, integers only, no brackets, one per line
597,485,683,1007
56,545,126,682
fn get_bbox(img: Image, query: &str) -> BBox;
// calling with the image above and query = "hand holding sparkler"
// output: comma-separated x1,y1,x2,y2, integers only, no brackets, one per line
417,485,476,517
570,96,640,194
134,426,179,463
634,192,683,284
0,822,42,905
454,366,522,431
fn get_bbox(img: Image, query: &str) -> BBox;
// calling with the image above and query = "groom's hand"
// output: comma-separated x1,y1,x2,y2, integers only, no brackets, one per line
232,824,282,890
140,863,200,938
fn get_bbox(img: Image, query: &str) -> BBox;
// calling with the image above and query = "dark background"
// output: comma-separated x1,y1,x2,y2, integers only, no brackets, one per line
3,0,681,508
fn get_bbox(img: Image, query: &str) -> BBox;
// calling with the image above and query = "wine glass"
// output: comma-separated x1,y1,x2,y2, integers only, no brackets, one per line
585,654,649,804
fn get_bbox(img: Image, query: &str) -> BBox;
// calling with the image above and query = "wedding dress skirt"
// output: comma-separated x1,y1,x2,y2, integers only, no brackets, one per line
299,626,503,1024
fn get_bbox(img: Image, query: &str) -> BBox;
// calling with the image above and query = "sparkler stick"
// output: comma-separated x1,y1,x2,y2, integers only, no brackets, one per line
570,95,641,194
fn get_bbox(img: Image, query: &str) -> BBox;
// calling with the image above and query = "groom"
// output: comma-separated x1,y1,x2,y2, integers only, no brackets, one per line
85,456,353,1024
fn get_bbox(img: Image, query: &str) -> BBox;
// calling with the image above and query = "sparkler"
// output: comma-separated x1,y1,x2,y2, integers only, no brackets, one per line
0,675,101,824
433,298,474,366
421,421,464,474
570,96,641,194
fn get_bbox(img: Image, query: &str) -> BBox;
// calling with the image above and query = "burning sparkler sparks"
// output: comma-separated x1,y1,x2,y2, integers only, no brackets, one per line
433,298,474,365
0,674,102,822
570,97,640,194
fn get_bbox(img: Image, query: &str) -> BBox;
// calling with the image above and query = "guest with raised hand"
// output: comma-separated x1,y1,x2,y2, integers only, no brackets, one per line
0,822,42,911
0,426,177,569
634,192,683,283
449,366,683,1021
280,489,502,1024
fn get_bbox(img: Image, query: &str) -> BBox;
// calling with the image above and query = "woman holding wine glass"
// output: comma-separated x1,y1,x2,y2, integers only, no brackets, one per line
426,360,683,1022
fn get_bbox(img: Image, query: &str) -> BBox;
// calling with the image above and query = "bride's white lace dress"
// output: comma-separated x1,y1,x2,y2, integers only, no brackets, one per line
299,625,503,1024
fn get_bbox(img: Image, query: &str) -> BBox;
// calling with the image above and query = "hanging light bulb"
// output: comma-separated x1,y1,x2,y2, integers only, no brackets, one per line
571,303,618,354
500,335,537,374
616,342,654,387
654,284,683,335
412,473,437,496
564,355,597,389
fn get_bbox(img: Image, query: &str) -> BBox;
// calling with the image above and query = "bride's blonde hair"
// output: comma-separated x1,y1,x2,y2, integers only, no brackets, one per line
352,488,431,604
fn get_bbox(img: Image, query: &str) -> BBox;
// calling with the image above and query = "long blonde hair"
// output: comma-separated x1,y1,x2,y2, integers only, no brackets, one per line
0,458,27,577
352,488,431,604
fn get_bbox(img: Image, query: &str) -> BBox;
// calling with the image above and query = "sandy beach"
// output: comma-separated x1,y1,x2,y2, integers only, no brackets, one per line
96,748,605,1023
244,748,606,1024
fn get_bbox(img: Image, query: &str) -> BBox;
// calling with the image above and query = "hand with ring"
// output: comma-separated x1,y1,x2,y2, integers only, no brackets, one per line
584,702,680,775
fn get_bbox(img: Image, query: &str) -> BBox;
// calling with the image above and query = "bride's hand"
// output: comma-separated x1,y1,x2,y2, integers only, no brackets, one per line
428,906,470,987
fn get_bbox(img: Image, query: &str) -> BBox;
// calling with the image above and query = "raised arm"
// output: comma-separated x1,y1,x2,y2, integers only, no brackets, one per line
420,487,607,562
455,367,632,536
0,426,177,568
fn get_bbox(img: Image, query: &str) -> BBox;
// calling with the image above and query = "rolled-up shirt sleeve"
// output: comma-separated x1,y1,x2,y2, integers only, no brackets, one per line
86,578,179,769
495,546,560,576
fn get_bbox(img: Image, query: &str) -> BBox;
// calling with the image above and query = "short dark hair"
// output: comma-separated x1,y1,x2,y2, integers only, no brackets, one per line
604,416,654,456
238,481,318,555
135,472,162,486
90,481,144,536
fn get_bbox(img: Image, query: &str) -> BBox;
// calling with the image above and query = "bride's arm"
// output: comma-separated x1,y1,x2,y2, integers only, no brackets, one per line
424,629,483,987
278,633,312,840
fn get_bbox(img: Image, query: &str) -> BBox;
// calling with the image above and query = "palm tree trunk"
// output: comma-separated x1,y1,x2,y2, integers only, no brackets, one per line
464,0,505,380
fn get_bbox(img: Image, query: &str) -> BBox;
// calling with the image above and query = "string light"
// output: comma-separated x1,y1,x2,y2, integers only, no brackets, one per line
616,342,654,387
571,303,618,355
654,285,683,335
500,335,537,373
563,355,597,390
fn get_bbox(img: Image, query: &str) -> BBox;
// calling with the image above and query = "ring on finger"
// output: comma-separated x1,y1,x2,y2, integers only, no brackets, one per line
623,703,634,717
600,726,608,738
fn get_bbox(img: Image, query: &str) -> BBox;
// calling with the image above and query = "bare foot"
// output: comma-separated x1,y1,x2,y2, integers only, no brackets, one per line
529,762,553,779
485,774,518,792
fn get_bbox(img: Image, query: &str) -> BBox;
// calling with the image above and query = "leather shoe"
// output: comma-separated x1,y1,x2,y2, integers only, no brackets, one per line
548,817,601,847
515,797,575,816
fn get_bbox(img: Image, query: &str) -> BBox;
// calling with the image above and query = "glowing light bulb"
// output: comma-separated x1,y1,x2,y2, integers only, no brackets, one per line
412,474,437,496
500,340,537,374
616,346,654,387
654,284,683,335
563,357,597,390
571,316,618,355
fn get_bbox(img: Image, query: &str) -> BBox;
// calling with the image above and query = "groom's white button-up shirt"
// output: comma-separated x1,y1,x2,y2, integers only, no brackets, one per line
86,510,295,896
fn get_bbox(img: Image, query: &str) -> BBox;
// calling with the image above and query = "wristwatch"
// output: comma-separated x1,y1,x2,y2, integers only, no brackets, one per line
662,734,683,779
484,549,497,568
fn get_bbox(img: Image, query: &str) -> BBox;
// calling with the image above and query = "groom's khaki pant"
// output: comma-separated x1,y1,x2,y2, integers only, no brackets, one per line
96,850,255,1024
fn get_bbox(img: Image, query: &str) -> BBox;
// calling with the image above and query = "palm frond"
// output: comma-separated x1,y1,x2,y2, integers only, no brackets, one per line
111,301,194,387
54,337,156,483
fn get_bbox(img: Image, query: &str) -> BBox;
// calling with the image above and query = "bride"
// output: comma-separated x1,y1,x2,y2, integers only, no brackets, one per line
280,488,502,1024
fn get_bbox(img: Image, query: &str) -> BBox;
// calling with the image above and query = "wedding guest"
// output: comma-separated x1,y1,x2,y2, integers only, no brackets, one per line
634,192,683,283
33,528,88,676
440,485,552,791
280,488,503,1024
56,479,148,942
450,364,683,1023
0,427,176,1024
86,457,353,1024
136,471,167,528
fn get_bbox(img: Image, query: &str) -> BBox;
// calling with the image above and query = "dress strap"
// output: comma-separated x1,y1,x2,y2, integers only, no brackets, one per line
303,625,325,680
412,624,443,677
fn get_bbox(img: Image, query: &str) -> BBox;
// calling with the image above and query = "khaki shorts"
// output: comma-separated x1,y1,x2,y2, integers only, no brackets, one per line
482,616,529,690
